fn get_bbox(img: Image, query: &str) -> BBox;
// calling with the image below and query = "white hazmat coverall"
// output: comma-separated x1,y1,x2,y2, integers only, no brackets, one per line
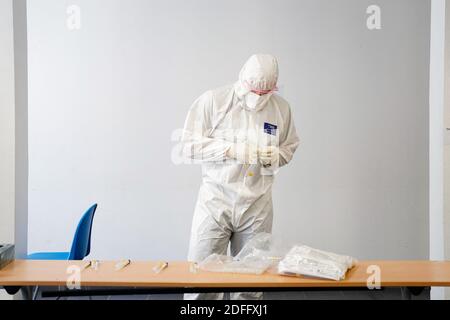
182,54,300,300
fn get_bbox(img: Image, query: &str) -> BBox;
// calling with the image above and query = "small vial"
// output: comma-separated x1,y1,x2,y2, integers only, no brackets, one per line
189,262,198,274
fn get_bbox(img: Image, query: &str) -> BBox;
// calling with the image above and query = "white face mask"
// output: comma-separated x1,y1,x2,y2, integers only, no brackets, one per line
244,91,272,109
245,92,260,109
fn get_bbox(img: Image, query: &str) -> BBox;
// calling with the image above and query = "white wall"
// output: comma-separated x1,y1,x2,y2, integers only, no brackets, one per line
0,0,15,244
0,0,15,300
444,0,450,301
27,0,430,261
430,0,446,300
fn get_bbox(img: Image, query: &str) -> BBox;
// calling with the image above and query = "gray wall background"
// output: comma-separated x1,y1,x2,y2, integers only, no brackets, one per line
13,0,28,259
0,0,15,300
0,0,15,246
27,0,430,260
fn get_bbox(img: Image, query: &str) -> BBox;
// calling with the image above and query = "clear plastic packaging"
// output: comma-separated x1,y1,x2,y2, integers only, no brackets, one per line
197,234,357,280
198,233,285,275
198,253,271,275
278,245,357,281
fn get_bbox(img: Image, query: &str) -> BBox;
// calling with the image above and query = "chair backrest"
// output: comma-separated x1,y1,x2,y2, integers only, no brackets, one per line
68,204,97,260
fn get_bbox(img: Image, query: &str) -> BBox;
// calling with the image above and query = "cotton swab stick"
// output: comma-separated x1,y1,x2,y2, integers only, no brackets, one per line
115,259,131,271
152,261,168,273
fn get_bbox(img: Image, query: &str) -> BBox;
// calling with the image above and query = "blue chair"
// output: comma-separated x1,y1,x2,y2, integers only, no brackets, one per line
27,204,97,260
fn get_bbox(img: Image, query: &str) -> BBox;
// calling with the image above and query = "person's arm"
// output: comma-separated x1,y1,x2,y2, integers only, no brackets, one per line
181,91,233,163
278,105,300,167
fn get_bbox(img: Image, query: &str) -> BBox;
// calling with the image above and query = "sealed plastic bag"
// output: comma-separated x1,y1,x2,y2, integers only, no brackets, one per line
278,245,357,281
198,233,284,275
198,253,272,275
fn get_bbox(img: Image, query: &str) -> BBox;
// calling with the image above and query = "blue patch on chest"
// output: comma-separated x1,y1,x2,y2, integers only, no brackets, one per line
264,122,278,135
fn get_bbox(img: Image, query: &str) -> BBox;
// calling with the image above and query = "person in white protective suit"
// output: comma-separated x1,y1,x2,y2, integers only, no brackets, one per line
181,54,300,300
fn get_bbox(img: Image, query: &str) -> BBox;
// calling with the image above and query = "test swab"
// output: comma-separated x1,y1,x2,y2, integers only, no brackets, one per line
152,261,168,273
115,259,131,271
91,260,99,271
189,262,198,273
81,261,92,271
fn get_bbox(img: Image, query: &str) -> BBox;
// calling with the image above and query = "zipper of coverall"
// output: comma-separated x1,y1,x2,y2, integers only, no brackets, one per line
231,107,257,228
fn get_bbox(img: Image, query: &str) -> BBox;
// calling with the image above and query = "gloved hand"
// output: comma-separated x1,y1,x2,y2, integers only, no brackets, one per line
227,143,258,164
259,146,279,167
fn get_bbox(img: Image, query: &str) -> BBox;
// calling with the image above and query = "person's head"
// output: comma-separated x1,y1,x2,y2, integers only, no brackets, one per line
237,54,279,109
239,54,278,94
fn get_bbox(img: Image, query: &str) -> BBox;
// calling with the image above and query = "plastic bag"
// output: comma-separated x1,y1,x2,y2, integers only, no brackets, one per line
278,245,357,281
198,253,272,275
198,233,284,275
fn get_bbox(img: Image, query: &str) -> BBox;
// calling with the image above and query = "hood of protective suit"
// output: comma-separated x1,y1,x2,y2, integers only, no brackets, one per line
235,54,279,111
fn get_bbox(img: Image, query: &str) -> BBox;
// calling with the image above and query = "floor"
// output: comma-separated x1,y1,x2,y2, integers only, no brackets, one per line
33,287,430,300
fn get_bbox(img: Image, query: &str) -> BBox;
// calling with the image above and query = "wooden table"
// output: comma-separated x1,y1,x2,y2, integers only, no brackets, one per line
2,260,450,299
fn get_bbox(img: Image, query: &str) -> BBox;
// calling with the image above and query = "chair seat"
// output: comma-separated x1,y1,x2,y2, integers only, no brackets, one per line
26,204,97,262
27,252,70,260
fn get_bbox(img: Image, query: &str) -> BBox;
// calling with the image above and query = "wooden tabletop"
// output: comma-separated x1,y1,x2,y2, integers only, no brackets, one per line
1,260,450,288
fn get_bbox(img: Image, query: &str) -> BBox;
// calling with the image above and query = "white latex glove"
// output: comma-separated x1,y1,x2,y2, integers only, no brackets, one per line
227,143,258,164
259,146,279,167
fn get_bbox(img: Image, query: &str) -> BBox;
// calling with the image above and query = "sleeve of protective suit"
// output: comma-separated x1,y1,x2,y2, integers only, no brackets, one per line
181,91,233,163
278,105,300,167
